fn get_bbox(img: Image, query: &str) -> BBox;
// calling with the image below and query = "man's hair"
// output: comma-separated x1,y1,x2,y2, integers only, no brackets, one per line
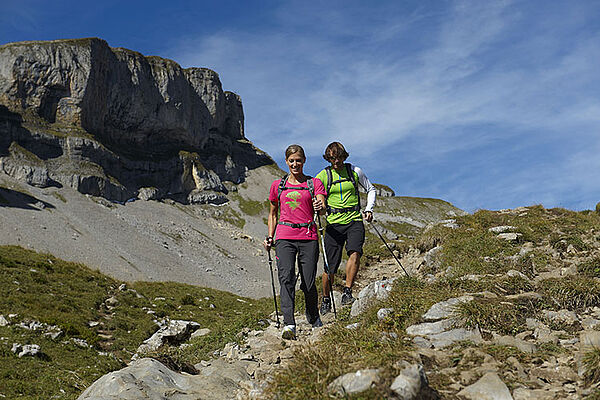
285,144,306,160
323,142,349,161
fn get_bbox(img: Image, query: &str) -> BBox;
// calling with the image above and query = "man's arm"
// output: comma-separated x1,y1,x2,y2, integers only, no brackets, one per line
352,165,376,212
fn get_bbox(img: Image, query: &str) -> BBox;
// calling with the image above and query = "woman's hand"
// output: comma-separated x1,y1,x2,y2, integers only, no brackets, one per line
313,197,324,212
363,211,373,222
263,236,274,251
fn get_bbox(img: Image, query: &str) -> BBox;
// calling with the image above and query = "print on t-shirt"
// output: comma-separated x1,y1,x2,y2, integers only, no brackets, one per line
285,191,301,210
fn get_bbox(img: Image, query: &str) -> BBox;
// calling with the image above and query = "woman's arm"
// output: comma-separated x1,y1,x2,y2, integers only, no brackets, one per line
315,194,327,215
263,200,279,250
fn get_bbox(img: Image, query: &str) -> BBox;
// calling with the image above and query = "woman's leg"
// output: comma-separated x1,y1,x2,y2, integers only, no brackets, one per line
275,239,298,326
298,240,320,325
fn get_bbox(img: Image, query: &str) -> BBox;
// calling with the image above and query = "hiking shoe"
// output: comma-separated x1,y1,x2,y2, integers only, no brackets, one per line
281,325,296,340
311,317,323,328
320,297,332,315
341,287,355,305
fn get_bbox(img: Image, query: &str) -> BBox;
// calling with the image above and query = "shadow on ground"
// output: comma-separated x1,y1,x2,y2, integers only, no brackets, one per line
0,187,55,210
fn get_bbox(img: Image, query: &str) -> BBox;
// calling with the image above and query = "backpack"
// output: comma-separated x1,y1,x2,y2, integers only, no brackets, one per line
325,163,361,214
276,174,316,230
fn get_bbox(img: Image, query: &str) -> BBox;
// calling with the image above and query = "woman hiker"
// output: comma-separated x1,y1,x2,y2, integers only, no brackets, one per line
316,141,376,313
263,144,327,340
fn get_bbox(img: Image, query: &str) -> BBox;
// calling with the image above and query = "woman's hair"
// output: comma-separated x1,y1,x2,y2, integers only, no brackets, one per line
285,144,306,160
323,141,349,161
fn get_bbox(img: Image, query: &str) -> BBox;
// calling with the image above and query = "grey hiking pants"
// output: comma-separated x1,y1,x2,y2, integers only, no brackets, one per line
275,239,319,326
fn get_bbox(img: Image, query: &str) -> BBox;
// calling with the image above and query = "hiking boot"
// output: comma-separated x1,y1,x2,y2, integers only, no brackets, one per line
281,325,296,340
320,297,332,315
311,317,323,328
341,287,355,305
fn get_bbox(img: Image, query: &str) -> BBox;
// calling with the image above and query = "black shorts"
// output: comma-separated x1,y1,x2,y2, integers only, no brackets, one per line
323,220,365,274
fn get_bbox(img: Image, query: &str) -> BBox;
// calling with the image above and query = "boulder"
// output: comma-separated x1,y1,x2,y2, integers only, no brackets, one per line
529,365,578,383
497,232,522,242
541,309,579,326
407,319,455,336
488,226,517,233
328,369,380,396
137,187,160,201
582,317,600,330
423,246,443,270
457,372,512,400
77,358,246,400
136,320,200,355
390,361,438,400
191,328,211,339
350,278,396,317
187,189,228,205
377,308,394,320
423,296,474,321
494,335,537,354
11,343,41,358
427,328,483,349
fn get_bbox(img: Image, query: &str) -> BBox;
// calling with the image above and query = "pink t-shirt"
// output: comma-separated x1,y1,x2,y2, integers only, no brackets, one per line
269,177,326,241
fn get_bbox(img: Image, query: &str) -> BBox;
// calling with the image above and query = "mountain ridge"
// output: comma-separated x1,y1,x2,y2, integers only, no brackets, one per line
0,37,271,203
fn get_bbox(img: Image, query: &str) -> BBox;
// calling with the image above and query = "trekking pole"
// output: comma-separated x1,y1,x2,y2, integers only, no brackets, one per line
267,249,281,328
316,213,337,317
368,220,410,277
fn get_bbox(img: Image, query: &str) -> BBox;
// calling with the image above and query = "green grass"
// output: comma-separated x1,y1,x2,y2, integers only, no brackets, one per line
232,193,269,216
51,192,67,203
0,245,272,399
212,206,246,229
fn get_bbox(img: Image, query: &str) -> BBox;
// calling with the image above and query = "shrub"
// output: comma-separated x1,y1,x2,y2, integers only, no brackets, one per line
180,294,196,306
583,347,600,386
453,298,535,335
539,277,600,310
578,257,600,278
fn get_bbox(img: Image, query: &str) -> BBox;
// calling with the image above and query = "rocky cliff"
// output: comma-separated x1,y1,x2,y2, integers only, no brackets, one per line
0,38,271,203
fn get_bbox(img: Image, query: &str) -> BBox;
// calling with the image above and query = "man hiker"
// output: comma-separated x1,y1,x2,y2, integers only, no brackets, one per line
316,141,376,313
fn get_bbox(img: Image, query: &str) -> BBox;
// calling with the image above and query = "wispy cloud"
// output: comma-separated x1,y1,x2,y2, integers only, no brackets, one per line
0,1,39,34
168,0,600,210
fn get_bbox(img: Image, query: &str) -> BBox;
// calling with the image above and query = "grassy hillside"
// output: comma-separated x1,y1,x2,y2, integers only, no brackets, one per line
0,246,272,399
265,205,600,399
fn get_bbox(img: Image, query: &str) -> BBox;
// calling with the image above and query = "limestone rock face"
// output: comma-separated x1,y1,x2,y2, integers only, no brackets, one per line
0,38,272,202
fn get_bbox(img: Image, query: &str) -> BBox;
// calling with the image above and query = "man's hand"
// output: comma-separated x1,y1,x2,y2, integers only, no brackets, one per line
363,211,373,222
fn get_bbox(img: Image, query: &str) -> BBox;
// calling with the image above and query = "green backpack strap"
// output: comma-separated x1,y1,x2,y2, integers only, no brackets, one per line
307,177,314,199
277,174,289,203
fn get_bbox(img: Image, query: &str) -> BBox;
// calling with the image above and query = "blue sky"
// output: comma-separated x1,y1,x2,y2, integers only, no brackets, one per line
2,0,599,212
